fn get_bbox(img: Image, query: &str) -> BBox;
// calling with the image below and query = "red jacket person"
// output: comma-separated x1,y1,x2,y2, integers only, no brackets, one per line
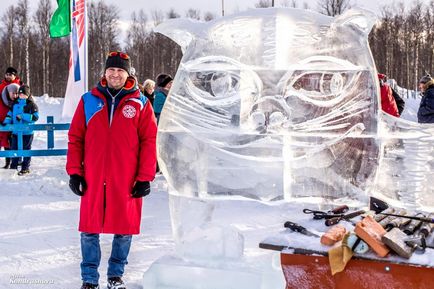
378,73,399,117
66,51,157,289
0,67,23,168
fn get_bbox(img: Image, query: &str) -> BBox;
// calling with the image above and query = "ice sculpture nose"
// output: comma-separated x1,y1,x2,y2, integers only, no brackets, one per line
246,95,291,132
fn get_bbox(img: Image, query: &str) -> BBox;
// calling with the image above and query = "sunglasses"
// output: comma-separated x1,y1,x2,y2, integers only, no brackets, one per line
107,51,130,60
5,73,15,76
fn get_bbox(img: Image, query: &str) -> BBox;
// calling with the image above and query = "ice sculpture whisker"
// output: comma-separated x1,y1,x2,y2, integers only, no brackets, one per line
290,123,366,154
169,93,232,122
166,102,230,128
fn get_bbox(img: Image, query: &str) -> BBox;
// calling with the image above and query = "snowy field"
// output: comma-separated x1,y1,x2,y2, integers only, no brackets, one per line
0,94,429,289
0,96,175,289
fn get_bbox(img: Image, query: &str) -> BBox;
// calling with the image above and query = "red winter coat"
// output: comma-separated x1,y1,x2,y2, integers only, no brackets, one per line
66,77,157,235
380,83,399,117
0,77,22,147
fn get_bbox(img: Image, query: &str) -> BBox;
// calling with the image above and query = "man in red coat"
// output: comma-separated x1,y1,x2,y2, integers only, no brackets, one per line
378,73,399,117
0,67,23,168
66,52,157,289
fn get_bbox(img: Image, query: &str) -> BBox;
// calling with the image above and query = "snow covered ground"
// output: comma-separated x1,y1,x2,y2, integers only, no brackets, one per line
0,96,174,289
0,94,430,289
0,96,288,289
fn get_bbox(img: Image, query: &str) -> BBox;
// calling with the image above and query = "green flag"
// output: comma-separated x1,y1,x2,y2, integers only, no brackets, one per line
49,0,71,38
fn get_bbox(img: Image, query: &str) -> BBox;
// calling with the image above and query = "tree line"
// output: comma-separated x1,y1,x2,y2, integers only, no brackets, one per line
0,0,432,97
369,1,434,91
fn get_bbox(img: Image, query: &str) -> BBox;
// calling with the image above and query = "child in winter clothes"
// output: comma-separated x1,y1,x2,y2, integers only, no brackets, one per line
3,85,39,175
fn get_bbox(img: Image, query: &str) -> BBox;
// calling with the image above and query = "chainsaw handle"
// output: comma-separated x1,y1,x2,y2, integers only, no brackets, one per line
325,217,341,226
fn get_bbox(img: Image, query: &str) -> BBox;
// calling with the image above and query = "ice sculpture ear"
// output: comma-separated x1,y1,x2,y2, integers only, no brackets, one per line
154,18,204,53
332,9,377,35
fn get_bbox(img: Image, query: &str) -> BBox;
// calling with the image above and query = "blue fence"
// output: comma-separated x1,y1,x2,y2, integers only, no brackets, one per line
0,116,70,157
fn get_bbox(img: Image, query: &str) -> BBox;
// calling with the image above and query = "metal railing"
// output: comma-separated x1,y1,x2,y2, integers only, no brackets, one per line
0,116,70,157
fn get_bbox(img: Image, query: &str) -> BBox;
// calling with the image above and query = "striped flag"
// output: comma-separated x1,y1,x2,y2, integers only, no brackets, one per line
62,0,88,119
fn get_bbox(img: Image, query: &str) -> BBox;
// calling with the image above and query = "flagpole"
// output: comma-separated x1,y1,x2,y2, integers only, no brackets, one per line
61,0,88,119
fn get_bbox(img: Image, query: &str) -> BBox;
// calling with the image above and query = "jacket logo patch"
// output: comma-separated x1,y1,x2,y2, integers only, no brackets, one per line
122,105,136,118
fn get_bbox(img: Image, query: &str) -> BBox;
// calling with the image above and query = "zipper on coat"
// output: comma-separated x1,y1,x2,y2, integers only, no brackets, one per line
106,88,123,126
102,182,106,230
109,96,115,126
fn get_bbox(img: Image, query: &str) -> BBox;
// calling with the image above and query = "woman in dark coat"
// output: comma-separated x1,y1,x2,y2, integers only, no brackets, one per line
417,74,434,123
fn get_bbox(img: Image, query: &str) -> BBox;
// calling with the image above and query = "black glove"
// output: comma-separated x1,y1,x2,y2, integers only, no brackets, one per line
131,181,150,198
0,122,6,126
69,174,87,196
16,115,22,121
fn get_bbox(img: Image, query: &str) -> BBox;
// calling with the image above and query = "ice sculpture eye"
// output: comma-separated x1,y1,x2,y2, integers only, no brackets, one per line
192,71,239,99
330,73,344,94
286,72,351,95
280,56,361,107
183,56,262,107
210,72,236,96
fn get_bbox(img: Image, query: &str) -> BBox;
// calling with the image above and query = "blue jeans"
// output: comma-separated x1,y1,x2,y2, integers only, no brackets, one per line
80,233,132,285
10,134,33,170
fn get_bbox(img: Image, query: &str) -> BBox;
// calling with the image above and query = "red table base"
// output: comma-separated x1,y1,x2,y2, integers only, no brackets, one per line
281,252,434,289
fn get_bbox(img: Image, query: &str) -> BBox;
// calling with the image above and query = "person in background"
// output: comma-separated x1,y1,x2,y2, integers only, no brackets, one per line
129,67,139,90
142,79,155,106
417,74,434,123
0,67,23,92
67,51,157,289
0,67,23,168
378,73,399,117
381,74,405,116
0,83,20,168
153,73,173,123
2,85,38,175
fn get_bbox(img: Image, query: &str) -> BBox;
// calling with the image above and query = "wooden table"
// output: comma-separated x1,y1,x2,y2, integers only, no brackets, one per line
259,241,434,289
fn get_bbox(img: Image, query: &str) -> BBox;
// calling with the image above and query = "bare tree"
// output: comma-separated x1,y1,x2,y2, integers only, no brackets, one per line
425,1,434,74
15,0,31,85
204,12,216,21
167,8,180,19
4,0,433,99
407,3,424,90
34,0,53,94
49,37,70,96
1,6,16,65
369,1,434,92
317,0,351,16
255,0,272,8
125,9,149,79
88,0,121,86
151,10,165,27
280,0,296,7
185,8,201,20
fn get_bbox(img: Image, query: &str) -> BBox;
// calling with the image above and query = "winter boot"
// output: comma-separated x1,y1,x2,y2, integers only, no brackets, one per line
2,158,10,169
18,169,30,176
107,277,126,289
81,282,99,289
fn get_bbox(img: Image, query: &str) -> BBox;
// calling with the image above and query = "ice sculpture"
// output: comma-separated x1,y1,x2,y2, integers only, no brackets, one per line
375,113,434,210
143,7,434,289
156,8,379,204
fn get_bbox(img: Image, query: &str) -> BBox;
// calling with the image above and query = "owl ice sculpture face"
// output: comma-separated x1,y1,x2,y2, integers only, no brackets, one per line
156,8,379,203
